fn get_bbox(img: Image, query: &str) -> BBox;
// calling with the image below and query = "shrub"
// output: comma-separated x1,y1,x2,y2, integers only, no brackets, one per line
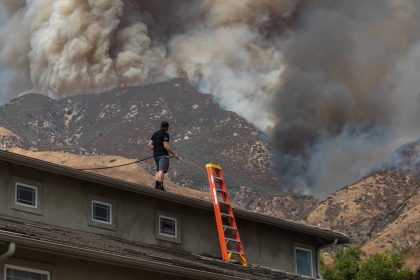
321,247,414,280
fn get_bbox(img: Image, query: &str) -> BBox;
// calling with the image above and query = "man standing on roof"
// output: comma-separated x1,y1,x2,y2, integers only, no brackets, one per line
148,121,179,191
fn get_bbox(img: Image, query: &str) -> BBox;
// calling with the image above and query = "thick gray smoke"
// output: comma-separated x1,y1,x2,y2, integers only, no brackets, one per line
272,0,420,195
0,0,419,196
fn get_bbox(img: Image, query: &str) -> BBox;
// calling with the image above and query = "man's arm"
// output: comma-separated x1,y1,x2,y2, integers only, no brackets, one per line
164,142,179,159
148,140,154,149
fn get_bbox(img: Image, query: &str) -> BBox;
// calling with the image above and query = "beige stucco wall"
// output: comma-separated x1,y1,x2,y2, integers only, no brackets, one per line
0,161,320,275
0,246,195,280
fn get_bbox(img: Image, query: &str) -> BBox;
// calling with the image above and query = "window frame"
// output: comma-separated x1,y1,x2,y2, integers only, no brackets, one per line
294,246,314,277
10,177,43,216
88,195,116,231
158,215,178,238
4,264,50,280
15,182,38,209
91,200,112,225
155,210,181,244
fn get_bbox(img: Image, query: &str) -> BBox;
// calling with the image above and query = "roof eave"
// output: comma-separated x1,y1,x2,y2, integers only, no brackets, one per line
0,230,251,280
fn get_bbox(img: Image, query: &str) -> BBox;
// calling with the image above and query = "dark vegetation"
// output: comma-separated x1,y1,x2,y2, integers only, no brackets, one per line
321,247,415,280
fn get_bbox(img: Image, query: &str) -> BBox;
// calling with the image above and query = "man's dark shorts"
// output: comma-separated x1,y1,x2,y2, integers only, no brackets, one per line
154,156,169,173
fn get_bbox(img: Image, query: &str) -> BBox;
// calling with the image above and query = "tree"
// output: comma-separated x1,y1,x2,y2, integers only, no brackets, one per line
321,247,414,280
357,251,413,280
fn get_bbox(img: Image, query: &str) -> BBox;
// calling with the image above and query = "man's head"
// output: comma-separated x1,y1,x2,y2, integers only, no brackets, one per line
161,121,169,131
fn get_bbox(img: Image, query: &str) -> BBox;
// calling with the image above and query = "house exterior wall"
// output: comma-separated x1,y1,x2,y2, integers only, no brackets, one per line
0,161,319,275
0,246,195,280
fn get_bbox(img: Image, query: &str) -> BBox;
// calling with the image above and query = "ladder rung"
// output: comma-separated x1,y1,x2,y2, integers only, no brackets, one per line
225,237,241,243
227,250,241,255
216,188,226,193
219,201,231,207
223,225,237,231
220,213,234,219
214,176,223,181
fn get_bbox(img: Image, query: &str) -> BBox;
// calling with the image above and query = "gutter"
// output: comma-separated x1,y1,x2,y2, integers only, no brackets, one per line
316,239,338,279
0,230,251,280
0,242,15,262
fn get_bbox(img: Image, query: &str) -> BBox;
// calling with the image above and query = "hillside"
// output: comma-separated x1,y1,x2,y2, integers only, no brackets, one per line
307,171,417,243
0,79,278,195
363,189,419,270
308,139,420,270
0,127,27,150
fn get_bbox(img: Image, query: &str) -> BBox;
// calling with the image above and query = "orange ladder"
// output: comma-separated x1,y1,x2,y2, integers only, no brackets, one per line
205,163,247,266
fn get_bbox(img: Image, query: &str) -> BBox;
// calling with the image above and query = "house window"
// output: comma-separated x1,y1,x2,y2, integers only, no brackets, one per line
155,210,181,243
159,215,177,238
88,196,116,230
5,264,50,280
295,247,313,277
15,183,38,208
11,177,43,215
91,200,112,224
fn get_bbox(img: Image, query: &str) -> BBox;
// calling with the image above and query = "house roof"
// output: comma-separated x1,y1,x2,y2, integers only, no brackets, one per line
0,216,307,280
0,150,349,243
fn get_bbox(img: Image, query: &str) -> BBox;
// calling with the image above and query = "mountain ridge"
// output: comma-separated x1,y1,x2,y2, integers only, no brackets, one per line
0,79,280,194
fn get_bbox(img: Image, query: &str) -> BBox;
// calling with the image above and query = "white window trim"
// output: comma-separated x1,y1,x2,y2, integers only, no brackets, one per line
91,200,112,225
158,215,177,238
4,264,50,280
15,182,38,209
295,246,314,277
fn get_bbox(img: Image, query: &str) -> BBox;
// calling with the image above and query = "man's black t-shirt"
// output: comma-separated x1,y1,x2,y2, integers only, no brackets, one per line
151,130,170,157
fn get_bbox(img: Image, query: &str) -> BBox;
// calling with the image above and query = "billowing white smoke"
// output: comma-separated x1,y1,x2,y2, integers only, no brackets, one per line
1,0,419,196
0,0,167,95
0,0,293,129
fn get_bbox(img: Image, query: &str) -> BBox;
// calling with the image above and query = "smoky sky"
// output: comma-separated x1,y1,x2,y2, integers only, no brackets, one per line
0,0,419,196
271,0,420,195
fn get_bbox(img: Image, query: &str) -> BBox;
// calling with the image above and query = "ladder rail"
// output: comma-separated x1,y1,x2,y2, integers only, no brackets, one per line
205,163,247,267
206,166,230,262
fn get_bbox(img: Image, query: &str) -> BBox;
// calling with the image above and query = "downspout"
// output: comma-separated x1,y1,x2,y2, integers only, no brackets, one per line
316,239,337,279
0,242,16,262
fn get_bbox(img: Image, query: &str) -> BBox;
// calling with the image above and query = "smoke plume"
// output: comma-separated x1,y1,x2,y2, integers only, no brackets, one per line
0,0,297,126
271,0,420,195
0,0,419,196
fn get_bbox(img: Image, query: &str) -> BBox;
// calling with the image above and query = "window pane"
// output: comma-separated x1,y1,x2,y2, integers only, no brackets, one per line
160,217,176,236
92,202,111,222
16,185,37,207
296,248,312,276
6,268,48,280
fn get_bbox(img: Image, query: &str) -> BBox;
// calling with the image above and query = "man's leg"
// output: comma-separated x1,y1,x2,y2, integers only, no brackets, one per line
157,171,164,182
157,157,169,191
154,158,162,189
155,171,164,190
155,172,160,189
